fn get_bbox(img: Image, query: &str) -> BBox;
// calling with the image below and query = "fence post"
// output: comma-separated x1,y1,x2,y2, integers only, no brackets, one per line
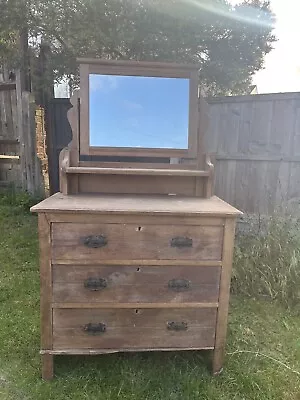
16,70,27,190
16,70,44,195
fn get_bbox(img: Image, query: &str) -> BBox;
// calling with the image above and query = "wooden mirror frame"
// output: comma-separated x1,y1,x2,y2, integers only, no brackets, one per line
78,58,200,158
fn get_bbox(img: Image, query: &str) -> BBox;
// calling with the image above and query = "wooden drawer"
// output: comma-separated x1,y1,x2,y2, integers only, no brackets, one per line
53,308,217,349
52,265,221,304
51,223,224,261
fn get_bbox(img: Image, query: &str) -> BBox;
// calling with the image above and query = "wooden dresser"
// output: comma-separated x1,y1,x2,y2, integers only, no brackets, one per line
31,59,241,379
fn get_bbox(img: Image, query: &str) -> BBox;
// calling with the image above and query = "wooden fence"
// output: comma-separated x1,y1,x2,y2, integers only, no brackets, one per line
0,77,44,194
207,92,300,214
0,82,19,188
44,92,300,214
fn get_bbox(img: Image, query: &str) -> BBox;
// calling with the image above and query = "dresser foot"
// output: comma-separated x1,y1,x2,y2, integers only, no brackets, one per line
42,354,54,380
212,348,224,376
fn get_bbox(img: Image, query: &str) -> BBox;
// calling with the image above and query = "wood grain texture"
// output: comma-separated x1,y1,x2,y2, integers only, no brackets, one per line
46,213,225,227
38,213,53,380
87,147,194,158
53,265,221,304
32,197,239,377
15,70,26,189
78,161,198,169
51,223,224,262
79,63,90,156
3,76,42,193
66,166,210,177
88,65,198,78
53,308,217,349
207,93,300,214
195,94,211,197
188,69,199,158
77,58,199,70
53,259,222,267
52,302,219,309
41,354,53,381
77,174,199,196
212,218,236,375
41,346,214,355
30,193,242,216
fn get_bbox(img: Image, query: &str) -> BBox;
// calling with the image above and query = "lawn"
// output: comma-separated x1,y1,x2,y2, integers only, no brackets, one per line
0,198,299,400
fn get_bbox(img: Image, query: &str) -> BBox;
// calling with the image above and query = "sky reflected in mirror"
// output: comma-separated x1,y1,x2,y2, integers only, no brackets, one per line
89,74,189,149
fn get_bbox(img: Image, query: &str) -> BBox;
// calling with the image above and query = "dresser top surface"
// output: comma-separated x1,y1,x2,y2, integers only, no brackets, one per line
31,193,242,217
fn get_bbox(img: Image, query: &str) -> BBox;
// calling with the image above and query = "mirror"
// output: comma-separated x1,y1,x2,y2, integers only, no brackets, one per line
89,74,190,149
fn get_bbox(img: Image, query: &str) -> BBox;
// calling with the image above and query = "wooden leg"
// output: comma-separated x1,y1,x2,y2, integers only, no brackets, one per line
212,218,237,377
212,347,224,376
42,354,54,380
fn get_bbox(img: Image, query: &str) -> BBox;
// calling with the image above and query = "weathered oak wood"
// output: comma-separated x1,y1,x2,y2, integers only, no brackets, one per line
31,58,241,379
41,354,54,381
53,259,222,267
66,166,210,177
53,308,217,349
41,347,214,355
53,265,221,304
77,58,199,69
212,218,236,375
38,213,54,380
78,174,199,196
46,213,225,226
51,223,224,262
52,302,219,309
31,193,240,216
78,161,198,169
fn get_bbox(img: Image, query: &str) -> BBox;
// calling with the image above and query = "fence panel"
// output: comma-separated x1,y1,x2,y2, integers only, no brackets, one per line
207,93,300,214
0,81,44,194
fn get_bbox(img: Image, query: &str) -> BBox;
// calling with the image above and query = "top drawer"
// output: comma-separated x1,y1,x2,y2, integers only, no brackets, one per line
52,223,224,262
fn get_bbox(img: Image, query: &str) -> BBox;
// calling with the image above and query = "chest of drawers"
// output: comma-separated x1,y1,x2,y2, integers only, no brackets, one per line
32,58,242,379
31,193,241,380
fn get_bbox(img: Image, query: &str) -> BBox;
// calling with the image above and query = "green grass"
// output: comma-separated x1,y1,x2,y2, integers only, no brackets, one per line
232,214,300,309
0,199,300,399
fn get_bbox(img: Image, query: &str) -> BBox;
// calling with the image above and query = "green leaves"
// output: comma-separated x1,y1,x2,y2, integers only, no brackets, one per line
0,0,276,95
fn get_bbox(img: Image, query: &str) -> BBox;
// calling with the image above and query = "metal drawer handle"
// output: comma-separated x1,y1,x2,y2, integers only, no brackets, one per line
83,235,107,248
83,322,106,334
168,279,191,291
84,277,107,291
167,321,188,331
170,236,193,248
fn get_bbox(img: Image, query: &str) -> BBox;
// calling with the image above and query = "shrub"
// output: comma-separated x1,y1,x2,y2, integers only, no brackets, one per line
232,214,300,309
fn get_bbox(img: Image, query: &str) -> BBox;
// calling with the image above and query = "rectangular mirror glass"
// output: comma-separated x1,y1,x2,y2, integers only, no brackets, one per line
89,74,190,149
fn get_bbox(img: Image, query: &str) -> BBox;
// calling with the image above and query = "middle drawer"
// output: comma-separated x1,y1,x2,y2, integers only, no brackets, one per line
53,265,221,304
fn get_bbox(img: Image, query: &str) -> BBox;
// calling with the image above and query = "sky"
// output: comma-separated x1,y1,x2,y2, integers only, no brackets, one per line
89,75,190,148
231,0,300,93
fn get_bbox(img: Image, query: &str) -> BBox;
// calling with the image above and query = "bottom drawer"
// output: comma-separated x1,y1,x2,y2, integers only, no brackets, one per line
53,308,217,350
